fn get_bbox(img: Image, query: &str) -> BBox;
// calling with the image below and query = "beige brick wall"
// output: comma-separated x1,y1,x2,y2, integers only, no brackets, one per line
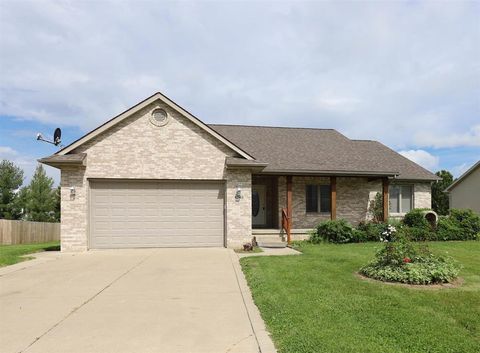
414,182,432,209
60,100,252,251
337,177,383,225
226,170,252,248
60,167,88,251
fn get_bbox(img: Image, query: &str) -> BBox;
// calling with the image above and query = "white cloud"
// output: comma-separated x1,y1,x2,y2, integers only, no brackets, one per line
413,125,480,148
0,0,478,148
0,146,19,157
398,149,440,171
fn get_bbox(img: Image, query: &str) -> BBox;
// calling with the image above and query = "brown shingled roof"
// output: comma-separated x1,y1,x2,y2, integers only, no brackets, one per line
209,124,439,181
38,153,87,168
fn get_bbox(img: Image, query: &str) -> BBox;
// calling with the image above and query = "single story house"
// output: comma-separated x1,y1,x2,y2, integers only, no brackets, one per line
445,161,480,214
40,92,439,251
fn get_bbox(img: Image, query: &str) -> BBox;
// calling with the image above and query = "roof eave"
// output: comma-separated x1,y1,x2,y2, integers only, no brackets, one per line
38,154,87,169
257,169,400,177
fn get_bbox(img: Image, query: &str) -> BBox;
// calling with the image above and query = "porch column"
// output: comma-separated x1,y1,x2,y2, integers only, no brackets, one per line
286,175,293,244
330,176,337,220
382,178,389,221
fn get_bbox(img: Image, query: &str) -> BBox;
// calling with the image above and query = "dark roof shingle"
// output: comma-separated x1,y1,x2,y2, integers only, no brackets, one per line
209,124,438,181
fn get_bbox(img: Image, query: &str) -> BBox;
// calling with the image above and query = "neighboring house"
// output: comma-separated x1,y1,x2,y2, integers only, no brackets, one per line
40,92,439,251
445,161,480,214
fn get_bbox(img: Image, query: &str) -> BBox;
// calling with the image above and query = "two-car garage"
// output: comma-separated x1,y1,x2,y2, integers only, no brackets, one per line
89,180,225,249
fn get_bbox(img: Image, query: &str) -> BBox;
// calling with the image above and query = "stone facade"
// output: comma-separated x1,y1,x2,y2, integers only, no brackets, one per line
60,100,252,251
414,182,432,209
277,176,383,231
274,177,432,240
225,170,252,248
337,177,383,224
60,167,87,251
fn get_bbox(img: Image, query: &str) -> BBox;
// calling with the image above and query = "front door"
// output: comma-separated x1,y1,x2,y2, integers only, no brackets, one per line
252,185,267,226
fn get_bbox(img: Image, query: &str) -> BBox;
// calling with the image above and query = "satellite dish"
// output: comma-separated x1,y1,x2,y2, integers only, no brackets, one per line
36,127,62,147
53,128,62,146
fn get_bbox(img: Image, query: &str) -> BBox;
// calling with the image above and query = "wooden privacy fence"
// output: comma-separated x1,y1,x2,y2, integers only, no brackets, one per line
0,219,60,245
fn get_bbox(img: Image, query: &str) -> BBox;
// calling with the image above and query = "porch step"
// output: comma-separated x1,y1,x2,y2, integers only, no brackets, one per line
254,234,284,241
253,230,286,248
257,241,287,248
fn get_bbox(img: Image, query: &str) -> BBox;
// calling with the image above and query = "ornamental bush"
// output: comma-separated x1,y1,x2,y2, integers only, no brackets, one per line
310,219,355,244
402,208,431,229
437,209,480,241
360,236,460,285
309,208,479,244
356,222,386,242
401,209,436,241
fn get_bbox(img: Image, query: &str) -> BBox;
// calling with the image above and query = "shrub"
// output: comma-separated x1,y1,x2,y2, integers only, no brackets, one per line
402,208,430,229
368,192,384,223
357,222,386,242
401,209,436,241
310,219,355,244
401,225,436,241
437,209,480,241
436,217,463,241
360,236,460,284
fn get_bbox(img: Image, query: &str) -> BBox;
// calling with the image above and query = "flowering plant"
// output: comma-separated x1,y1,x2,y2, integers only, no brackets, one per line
360,233,460,284
380,224,397,242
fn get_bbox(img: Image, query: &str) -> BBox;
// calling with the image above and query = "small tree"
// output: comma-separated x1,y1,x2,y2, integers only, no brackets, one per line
14,186,29,220
368,192,384,223
0,160,24,219
432,170,453,215
23,164,57,222
54,186,61,222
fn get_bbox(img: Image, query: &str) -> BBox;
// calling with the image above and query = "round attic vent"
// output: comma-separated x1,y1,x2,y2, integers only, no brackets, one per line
150,108,169,126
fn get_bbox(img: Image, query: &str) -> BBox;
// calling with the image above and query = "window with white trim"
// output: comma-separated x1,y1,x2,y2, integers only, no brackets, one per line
306,185,331,213
389,185,413,213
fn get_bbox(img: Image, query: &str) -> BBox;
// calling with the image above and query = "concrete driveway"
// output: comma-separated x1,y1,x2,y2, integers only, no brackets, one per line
0,248,275,353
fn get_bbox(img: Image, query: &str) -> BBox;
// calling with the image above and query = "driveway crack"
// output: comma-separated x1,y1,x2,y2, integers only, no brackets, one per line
18,254,150,353
225,334,253,352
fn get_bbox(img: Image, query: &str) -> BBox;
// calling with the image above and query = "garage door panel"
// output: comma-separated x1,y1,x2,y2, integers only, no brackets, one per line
90,180,225,249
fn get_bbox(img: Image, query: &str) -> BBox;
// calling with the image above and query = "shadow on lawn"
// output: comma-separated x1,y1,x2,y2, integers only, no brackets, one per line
43,245,61,251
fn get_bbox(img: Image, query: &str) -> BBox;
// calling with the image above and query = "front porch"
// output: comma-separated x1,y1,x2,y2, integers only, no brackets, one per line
251,174,390,244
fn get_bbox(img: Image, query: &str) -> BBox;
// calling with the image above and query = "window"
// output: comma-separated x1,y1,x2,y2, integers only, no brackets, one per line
306,185,331,213
389,185,413,213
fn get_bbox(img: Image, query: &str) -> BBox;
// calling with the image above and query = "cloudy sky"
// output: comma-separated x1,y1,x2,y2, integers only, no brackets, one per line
0,0,479,185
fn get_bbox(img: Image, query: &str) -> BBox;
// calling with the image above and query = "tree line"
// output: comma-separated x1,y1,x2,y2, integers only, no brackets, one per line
0,160,60,222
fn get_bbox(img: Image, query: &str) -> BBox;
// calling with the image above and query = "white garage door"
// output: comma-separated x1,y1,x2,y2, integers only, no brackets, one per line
89,180,225,249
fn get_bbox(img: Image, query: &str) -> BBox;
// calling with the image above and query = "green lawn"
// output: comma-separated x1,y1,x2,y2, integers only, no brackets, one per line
0,242,60,267
241,241,480,353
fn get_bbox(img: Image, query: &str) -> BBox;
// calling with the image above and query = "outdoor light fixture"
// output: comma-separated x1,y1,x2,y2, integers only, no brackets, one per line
235,186,242,202
70,186,76,200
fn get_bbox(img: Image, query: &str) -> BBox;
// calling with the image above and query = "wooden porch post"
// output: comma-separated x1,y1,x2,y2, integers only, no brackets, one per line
382,178,389,222
330,176,337,220
286,175,293,245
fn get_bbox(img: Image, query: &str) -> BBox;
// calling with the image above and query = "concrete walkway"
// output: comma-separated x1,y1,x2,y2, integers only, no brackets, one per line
0,248,276,353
